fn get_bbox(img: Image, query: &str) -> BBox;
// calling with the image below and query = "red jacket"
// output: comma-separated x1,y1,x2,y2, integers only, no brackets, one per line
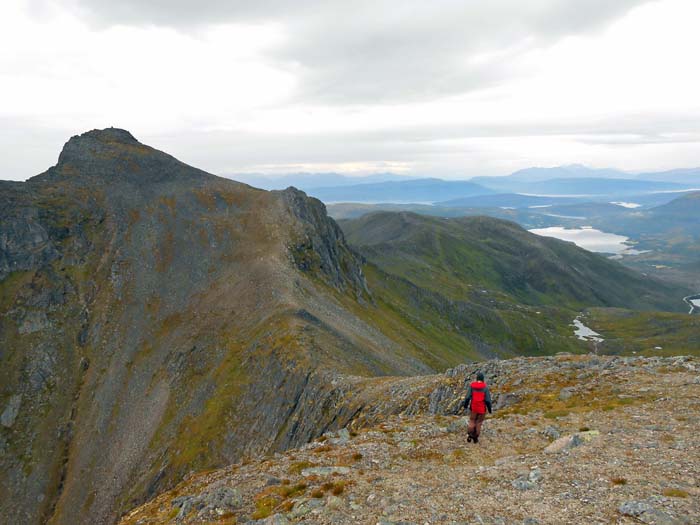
465,381,492,414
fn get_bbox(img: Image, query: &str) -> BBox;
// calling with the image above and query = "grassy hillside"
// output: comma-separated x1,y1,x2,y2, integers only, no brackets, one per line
340,212,687,312
650,190,700,217
582,307,700,356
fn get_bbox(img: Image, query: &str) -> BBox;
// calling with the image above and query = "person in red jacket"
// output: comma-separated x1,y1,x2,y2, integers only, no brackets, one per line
462,372,492,443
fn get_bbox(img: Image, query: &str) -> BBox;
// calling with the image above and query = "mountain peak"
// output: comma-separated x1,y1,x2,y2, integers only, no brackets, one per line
56,127,143,168
77,127,138,144
62,127,139,153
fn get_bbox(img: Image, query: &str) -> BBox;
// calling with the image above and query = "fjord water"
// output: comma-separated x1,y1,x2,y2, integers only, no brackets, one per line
528,226,633,254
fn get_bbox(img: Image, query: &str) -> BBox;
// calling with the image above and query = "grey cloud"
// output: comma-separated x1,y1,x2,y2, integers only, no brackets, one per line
29,0,316,28
274,0,654,104
40,0,653,104
144,109,700,175
578,134,700,146
0,117,74,181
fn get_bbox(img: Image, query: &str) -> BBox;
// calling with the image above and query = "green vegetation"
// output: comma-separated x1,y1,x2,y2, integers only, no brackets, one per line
663,488,689,498
334,212,693,363
584,307,700,356
251,481,307,519
341,212,685,312
288,461,316,475
493,361,656,420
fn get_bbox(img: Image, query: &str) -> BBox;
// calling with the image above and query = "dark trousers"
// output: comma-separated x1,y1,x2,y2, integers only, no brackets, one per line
468,411,486,438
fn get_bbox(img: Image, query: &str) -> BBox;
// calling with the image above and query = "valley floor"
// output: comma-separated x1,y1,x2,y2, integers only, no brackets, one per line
120,355,700,525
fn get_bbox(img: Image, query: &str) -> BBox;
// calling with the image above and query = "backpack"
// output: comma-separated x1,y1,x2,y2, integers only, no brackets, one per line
470,381,487,414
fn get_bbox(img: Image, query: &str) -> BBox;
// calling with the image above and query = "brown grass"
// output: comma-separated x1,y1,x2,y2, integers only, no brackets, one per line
610,477,627,485
288,461,315,475
322,481,347,495
663,488,688,498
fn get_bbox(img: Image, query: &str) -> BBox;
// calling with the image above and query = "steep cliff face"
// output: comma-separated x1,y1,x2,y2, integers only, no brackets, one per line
0,129,406,525
279,187,367,295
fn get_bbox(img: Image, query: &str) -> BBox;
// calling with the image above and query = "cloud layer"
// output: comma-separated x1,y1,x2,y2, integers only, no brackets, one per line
3,0,700,180
57,0,652,103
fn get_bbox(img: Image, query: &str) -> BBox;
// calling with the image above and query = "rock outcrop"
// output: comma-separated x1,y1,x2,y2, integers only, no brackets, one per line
119,354,700,525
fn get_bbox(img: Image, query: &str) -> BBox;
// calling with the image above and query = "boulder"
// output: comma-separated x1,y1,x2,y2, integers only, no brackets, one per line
330,428,351,445
618,500,685,525
544,430,599,453
542,425,560,440
544,434,581,454
1,395,22,428
511,477,536,491
528,468,543,483
493,392,521,411
171,485,242,521
301,466,350,477
257,514,291,525
558,387,575,401
447,417,469,433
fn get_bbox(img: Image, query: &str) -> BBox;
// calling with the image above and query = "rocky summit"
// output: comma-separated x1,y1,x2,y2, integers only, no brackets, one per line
1,129,698,525
119,354,700,525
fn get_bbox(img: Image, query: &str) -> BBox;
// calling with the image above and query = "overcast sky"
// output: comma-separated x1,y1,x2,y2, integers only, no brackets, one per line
2,0,700,181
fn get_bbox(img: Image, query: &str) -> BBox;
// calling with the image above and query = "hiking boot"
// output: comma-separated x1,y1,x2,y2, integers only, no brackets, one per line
467,435,472,443
473,435,479,444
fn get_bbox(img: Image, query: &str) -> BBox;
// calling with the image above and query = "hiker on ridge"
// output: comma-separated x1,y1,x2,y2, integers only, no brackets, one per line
462,372,492,443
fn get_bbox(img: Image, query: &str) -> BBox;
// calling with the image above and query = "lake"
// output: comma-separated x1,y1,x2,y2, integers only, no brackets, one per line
528,226,634,254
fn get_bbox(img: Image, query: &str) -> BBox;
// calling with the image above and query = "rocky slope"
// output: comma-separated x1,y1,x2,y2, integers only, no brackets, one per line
119,354,700,525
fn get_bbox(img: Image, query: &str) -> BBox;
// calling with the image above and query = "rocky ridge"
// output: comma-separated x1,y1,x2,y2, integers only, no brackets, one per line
119,354,700,525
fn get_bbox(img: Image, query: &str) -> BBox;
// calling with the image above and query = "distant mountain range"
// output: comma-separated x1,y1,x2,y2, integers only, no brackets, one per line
228,164,699,197
636,167,700,185
226,171,414,191
309,176,692,204
651,189,700,215
472,164,632,184
235,165,697,204
477,177,689,196
438,193,582,208
474,164,700,186
305,178,494,203
593,190,700,237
